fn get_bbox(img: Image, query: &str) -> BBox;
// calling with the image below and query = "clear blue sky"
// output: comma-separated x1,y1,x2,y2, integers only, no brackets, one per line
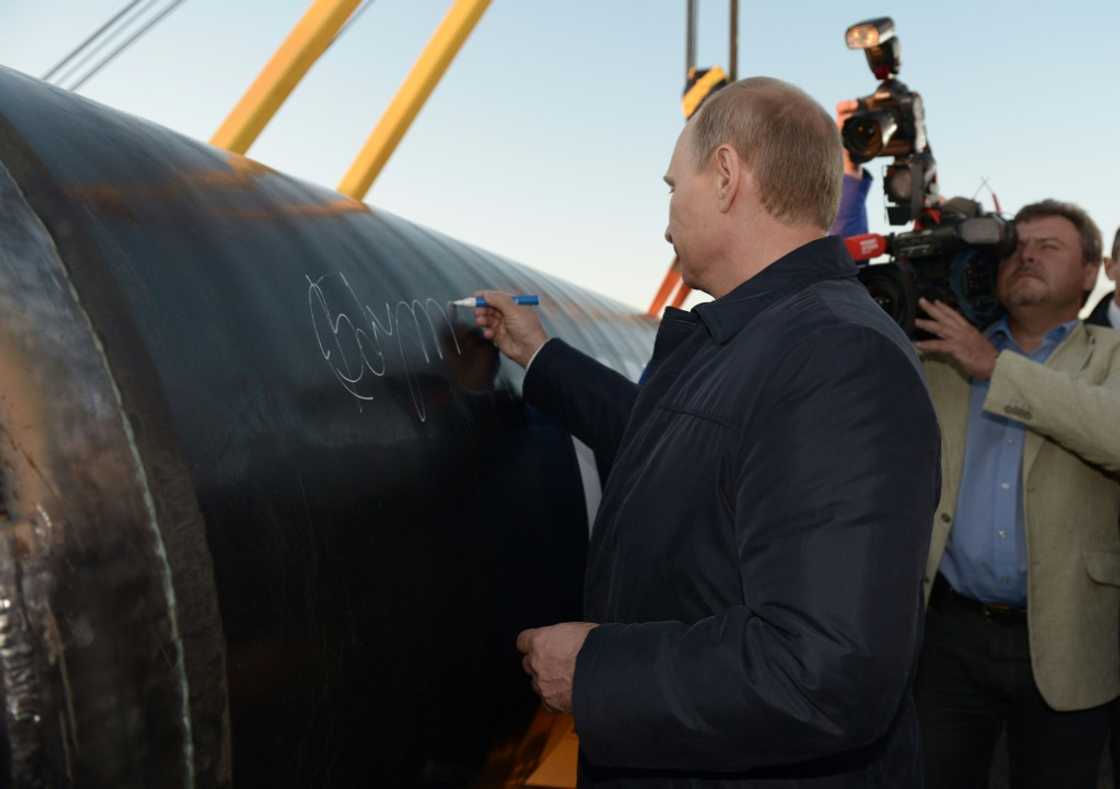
5,1,1119,310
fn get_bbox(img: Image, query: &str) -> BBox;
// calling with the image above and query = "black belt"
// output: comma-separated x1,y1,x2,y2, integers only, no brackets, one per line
930,573,1027,624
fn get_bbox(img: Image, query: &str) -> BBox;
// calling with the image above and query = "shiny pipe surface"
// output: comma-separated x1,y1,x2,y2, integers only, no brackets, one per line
0,66,655,787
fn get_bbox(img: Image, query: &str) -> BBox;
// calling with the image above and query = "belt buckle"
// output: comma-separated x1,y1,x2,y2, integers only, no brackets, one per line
982,602,1015,620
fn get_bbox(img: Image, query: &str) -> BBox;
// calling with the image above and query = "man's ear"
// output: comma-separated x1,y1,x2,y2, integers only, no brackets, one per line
713,144,741,213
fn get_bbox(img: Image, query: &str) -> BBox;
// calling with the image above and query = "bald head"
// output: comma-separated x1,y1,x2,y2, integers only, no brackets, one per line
689,77,843,230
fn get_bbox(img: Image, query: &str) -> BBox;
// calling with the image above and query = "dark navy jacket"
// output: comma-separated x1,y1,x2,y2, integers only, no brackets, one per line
1086,290,1116,329
524,237,940,788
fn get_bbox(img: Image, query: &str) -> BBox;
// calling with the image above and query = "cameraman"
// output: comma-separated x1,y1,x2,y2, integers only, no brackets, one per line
912,200,1120,787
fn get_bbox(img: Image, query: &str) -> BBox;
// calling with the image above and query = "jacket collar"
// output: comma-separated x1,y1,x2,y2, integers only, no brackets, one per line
986,316,1078,352
690,236,857,345
1086,290,1117,328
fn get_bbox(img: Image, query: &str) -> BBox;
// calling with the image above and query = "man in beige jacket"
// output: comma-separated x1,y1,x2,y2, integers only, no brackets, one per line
913,199,1120,788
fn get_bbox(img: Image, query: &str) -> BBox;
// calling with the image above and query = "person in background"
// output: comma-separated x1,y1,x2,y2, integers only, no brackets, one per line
1093,228,1120,788
1086,227,1119,329
830,99,873,237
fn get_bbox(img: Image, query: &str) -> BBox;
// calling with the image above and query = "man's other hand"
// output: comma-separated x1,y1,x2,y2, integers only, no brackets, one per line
914,297,999,380
473,289,549,368
835,99,861,177
516,622,598,714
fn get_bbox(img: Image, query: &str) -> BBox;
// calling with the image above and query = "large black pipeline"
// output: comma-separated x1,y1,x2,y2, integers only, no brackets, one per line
0,67,655,787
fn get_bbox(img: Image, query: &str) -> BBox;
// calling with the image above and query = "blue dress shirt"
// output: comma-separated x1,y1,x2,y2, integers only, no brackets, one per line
939,318,1078,606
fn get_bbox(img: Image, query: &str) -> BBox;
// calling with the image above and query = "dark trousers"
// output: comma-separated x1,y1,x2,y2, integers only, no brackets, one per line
916,576,1110,789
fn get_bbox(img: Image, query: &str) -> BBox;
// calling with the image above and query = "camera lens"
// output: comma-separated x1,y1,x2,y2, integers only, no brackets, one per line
857,262,916,332
842,111,899,160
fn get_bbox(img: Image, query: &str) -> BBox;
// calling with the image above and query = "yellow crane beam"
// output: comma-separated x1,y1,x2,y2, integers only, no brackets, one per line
337,0,491,200
211,0,362,154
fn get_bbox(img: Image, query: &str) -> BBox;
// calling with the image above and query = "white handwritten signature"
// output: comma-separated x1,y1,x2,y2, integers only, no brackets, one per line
306,273,463,422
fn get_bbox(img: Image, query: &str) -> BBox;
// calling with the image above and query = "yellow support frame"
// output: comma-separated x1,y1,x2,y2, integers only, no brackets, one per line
337,0,491,199
211,0,362,154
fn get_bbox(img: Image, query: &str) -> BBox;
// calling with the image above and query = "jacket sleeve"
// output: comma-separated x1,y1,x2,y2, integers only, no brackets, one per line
983,344,1120,474
829,170,872,237
522,338,639,480
571,327,941,772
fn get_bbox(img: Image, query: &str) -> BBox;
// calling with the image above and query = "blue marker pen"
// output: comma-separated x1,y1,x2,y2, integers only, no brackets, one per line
451,295,539,307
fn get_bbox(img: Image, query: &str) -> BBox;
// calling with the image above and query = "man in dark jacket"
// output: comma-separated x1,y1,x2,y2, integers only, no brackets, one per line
475,77,941,787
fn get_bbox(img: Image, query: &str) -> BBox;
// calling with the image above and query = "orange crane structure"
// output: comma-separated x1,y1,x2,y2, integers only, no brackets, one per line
647,0,740,317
